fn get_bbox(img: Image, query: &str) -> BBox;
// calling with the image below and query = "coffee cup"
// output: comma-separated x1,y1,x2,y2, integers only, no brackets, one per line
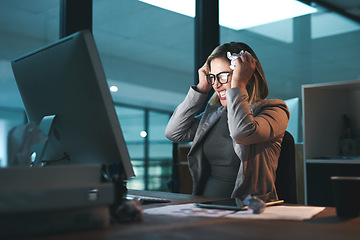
331,176,360,218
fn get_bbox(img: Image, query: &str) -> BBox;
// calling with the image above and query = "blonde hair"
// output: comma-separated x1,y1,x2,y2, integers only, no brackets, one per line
207,42,268,105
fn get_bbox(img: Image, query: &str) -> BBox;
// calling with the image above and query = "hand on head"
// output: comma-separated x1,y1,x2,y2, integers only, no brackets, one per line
197,50,256,94
197,62,212,94
231,51,256,89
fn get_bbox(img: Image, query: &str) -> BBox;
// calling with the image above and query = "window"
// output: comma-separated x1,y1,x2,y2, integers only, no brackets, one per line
148,111,173,191
115,105,172,191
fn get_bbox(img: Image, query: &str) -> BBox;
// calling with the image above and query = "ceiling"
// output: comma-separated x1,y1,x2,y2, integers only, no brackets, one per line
0,0,360,112
301,0,360,23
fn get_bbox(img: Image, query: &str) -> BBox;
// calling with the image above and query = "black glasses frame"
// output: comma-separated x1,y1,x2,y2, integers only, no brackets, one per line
206,72,231,85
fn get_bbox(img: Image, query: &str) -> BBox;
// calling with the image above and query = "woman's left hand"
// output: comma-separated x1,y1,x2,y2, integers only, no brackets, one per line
231,51,256,89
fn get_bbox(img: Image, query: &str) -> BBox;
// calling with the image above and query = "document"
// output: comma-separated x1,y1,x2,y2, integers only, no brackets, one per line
144,203,235,218
225,205,325,220
144,204,325,220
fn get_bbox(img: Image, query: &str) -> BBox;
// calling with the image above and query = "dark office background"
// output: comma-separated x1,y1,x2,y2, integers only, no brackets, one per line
0,0,359,191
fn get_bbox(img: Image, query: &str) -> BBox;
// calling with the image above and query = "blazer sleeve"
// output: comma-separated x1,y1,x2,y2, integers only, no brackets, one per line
226,87,290,145
165,86,208,143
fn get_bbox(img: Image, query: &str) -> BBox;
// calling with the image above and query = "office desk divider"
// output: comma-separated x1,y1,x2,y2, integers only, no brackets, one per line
0,164,114,238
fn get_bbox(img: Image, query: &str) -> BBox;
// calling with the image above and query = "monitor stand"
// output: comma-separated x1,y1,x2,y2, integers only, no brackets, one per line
31,114,69,166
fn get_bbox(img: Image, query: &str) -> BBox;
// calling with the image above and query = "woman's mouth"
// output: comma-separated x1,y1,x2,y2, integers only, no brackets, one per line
218,90,226,100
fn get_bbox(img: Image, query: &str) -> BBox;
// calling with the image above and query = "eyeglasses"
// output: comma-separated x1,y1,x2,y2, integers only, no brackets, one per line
206,72,231,85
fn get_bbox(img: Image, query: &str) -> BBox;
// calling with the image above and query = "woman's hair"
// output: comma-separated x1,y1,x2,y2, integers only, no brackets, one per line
206,42,269,105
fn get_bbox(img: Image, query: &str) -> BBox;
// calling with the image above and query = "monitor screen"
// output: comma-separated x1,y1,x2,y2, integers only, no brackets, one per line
11,30,135,180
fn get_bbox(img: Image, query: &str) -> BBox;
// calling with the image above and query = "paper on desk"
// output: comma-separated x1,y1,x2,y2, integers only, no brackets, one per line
226,205,325,221
144,203,235,218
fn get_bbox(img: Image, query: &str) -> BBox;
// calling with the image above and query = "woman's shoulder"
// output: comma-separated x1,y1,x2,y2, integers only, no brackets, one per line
266,98,287,106
253,98,287,107
251,98,289,114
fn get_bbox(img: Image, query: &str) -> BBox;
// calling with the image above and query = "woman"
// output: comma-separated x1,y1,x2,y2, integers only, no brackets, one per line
165,42,289,201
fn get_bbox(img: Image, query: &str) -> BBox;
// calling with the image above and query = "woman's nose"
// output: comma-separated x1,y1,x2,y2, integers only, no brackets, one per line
213,79,221,89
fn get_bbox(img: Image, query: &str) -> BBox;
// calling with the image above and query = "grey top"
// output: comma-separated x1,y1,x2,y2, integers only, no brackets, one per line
202,109,240,197
165,86,290,201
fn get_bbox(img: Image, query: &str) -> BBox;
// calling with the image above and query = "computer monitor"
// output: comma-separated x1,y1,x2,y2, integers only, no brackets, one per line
11,30,135,180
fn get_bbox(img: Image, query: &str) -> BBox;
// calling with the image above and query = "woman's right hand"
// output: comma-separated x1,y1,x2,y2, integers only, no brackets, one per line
196,62,212,94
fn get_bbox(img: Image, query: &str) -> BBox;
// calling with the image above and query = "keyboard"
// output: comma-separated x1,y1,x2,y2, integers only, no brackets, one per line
125,194,171,204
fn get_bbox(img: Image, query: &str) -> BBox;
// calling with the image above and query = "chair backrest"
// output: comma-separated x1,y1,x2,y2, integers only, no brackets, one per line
275,131,297,204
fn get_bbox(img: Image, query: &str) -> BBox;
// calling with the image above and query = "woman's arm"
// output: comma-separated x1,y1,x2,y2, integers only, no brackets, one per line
226,87,289,145
165,86,208,143
166,62,211,143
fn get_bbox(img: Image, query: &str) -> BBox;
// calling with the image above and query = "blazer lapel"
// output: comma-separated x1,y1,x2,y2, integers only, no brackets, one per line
191,104,225,148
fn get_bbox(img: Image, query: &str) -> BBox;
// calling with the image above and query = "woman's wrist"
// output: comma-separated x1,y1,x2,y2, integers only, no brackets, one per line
196,83,210,94
231,81,247,90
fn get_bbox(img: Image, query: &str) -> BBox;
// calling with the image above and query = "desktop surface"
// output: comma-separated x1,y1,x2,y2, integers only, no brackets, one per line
9,190,360,240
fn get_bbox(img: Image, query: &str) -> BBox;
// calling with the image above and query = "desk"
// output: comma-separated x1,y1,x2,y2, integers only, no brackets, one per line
14,190,360,240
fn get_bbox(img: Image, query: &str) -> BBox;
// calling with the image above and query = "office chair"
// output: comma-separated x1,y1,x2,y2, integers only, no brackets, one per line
275,131,297,204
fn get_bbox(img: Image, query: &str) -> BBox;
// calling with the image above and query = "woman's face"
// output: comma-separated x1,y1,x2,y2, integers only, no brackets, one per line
209,57,233,107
